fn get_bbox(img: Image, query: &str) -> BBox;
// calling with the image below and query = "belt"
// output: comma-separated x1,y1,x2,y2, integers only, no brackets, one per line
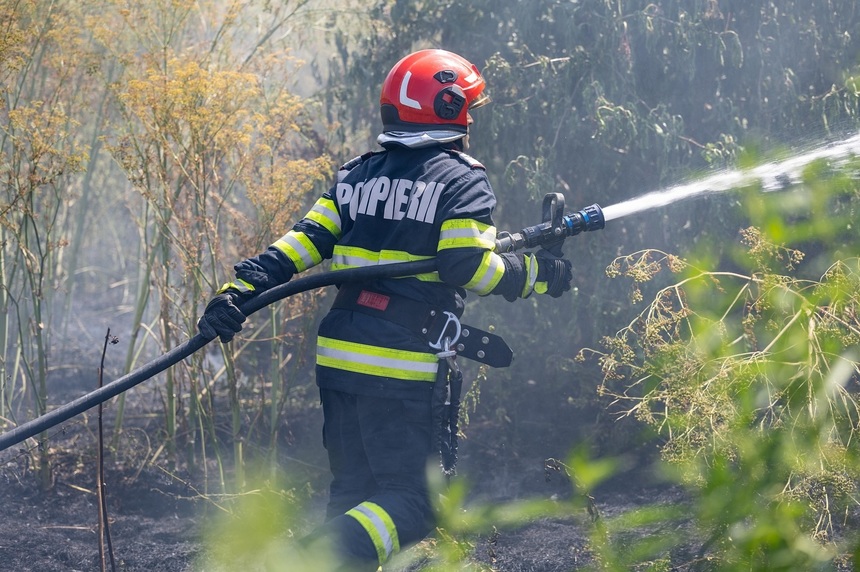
331,286,513,368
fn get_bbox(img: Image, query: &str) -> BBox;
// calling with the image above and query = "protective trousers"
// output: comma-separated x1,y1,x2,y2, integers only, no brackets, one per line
312,388,436,570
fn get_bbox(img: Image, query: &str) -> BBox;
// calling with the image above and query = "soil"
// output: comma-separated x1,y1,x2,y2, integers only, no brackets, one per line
0,324,687,572
0,404,690,572
1,449,201,571
1,355,849,572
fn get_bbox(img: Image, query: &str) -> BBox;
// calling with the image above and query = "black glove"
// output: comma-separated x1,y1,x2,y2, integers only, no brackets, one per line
235,257,292,291
535,248,573,298
197,291,246,343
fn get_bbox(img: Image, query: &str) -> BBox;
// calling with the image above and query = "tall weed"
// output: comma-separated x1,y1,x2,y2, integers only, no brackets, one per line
585,167,860,568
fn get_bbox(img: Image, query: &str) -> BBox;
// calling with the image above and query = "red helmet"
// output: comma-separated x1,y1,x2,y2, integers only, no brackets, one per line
380,49,489,133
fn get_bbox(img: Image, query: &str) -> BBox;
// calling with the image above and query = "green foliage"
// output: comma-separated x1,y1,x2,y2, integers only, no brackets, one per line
384,451,610,571
586,166,860,568
199,469,325,572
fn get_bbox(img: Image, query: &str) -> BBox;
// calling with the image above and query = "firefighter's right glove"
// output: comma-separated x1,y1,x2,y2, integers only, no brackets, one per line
198,291,246,343
534,248,573,298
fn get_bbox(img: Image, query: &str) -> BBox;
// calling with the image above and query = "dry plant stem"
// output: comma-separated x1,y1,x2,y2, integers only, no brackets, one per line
0,245,8,424
112,223,158,447
268,306,282,468
98,329,116,572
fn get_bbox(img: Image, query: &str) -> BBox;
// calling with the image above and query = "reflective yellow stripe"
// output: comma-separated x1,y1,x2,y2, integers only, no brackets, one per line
317,337,438,381
304,197,342,238
332,245,427,265
523,253,538,297
438,219,496,250
464,250,505,295
216,278,255,294
330,246,441,283
272,230,322,272
346,501,400,564
437,219,501,293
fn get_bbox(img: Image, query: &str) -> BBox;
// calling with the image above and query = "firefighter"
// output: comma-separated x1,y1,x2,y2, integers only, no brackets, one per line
198,49,573,570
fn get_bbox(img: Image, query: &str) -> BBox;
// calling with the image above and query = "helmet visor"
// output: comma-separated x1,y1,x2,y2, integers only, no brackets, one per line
469,91,491,110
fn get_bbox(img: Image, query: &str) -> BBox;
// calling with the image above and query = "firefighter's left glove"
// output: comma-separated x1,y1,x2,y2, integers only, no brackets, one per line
534,248,573,298
198,291,246,343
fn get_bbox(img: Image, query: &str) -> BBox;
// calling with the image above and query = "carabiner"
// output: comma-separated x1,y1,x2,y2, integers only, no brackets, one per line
428,311,461,350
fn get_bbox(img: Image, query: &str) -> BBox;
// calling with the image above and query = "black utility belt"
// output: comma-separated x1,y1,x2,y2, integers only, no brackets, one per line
331,286,513,368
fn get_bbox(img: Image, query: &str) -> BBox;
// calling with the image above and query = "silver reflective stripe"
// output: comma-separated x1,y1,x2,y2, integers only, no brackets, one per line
329,250,440,282
331,252,377,268
276,233,316,269
468,252,504,294
353,504,395,558
310,200,341,232
439,225,494,245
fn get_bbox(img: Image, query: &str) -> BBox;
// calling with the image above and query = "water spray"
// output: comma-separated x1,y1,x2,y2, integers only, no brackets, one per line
602,132,860,222
493,132,860,250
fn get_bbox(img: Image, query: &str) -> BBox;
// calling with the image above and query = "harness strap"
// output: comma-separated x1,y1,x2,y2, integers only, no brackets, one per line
432,348,463,477
331,286,513,368
332,285,442,338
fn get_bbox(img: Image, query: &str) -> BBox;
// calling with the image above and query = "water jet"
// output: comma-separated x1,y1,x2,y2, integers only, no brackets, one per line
602,133,860,222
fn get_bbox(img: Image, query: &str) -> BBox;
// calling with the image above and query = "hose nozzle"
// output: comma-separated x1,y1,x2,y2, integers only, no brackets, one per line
494,195,605,253
563,203,605,237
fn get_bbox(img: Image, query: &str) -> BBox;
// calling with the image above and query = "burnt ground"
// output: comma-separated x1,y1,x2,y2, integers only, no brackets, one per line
0,398,691,572
2,361,855,572
0,316,702,572
0,446,685,572
5,328,849,572
0,303,699,572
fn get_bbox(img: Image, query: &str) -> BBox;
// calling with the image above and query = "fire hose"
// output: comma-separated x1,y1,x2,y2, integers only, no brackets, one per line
0,194,605,453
